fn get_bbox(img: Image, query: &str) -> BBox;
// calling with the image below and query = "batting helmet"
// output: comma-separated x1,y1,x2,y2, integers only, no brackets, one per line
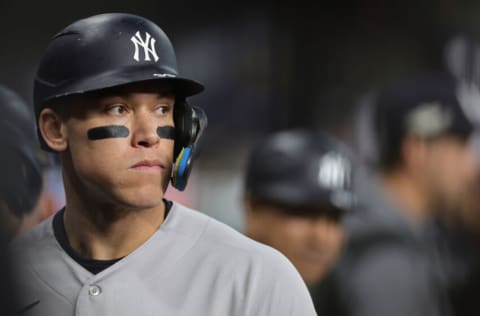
34,13,207,191
245,129,355,216
0,85,42,218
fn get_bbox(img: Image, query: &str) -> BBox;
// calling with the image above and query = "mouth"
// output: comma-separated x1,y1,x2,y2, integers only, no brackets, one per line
129,159,166,172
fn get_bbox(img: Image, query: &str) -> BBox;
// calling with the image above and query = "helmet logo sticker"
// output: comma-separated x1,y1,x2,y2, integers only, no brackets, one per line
153,73,176,78
131,31,159,62
318,152,351,189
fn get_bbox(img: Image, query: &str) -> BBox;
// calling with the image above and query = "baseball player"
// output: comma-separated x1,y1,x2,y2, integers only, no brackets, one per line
334,73,478,316
10,13,316,316
244,129,354,314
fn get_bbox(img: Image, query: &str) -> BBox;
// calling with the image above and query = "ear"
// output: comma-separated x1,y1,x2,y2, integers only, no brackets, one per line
38,108,68,152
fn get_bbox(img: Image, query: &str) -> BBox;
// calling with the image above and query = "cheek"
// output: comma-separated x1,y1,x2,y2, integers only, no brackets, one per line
323,226,344,255
68,124,127,172
161,140,175,163
430,149,475,195
445,149,476,181
459,152,479,182
427,162,454,197
71,140,127,178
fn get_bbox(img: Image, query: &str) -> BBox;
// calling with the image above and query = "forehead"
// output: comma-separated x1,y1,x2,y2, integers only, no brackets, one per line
254,200,344,222
52,80,176,118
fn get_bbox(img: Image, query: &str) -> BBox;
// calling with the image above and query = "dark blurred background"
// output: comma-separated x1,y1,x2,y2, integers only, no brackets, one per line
2,0,480,228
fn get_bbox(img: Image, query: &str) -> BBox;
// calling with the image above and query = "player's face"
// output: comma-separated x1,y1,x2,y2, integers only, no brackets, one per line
60,82,175,209
425,135,479,215
246,205,344,286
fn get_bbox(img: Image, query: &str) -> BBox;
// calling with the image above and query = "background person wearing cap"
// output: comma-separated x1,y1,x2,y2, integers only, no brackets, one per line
334,73,479,316
436,35,480,316
244,129,354,314
9,13,316,316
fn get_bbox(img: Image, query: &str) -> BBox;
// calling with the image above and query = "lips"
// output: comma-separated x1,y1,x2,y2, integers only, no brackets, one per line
130,159,165,171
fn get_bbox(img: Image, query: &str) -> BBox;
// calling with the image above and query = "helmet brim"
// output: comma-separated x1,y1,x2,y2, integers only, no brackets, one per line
35,64,204,109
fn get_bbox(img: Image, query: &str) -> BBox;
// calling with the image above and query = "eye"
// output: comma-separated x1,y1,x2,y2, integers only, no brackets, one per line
106,104,129,116
154,104,171,115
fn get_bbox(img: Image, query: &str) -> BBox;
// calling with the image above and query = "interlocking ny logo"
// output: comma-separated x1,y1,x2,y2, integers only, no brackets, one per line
318,152,351,189
131,31,159,62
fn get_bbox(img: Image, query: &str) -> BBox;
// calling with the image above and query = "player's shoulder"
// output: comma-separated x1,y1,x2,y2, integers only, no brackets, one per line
172,203,261,249
170,202,301,274
170,205,317,315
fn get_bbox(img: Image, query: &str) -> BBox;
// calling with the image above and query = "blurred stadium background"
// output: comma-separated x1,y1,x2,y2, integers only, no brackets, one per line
2,0,480,230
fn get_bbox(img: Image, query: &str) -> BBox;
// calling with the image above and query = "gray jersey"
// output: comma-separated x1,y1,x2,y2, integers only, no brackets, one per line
10,203,316,316
333,171,449,316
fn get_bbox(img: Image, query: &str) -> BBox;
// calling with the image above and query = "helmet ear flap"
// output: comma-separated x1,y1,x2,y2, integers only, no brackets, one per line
173,100,193,158
171,100,207,191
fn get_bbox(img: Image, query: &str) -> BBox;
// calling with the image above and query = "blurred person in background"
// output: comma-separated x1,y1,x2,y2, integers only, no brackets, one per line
0,85,48,315
425,35,480,316
244,129,355,314
335,73,478,316
0,85,50,239
430,175,480,316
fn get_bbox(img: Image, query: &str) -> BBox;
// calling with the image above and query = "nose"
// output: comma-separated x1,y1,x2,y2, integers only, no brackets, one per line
130,111,160,148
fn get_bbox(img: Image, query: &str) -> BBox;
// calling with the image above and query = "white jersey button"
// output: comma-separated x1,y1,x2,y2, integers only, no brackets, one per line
89,285,102,296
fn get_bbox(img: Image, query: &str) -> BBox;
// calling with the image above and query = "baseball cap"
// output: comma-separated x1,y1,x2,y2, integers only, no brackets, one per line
374,73,474,158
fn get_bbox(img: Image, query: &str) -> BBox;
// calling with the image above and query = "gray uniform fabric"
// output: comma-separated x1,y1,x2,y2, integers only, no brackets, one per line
333,169,449,316
10,203,316,316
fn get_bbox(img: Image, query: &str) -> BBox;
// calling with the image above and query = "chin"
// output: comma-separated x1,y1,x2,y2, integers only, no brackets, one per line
117,187,165,209
122,199,164,210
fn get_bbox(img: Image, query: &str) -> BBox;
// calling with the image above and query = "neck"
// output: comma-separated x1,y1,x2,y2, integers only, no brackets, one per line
63,198,165,260
379,169,431,223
